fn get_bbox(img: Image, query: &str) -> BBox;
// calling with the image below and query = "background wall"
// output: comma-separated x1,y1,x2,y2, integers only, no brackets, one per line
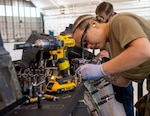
0,0,43,42
43,0,150,36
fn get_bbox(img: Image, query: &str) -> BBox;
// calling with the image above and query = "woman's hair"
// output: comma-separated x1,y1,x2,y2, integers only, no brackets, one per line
73,14,104,34
95,2,114,16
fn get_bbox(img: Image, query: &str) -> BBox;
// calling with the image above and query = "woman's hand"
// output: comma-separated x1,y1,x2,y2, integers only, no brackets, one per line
96,50,109,58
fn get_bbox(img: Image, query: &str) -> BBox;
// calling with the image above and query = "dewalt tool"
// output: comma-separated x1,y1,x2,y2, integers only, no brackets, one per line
14,34,77,94
24,94,59,104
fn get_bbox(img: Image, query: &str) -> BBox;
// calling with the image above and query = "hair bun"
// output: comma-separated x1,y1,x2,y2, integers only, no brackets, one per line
96,15,105,23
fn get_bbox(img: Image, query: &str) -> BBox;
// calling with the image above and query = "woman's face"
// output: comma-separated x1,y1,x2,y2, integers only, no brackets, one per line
88,43,101,49
73,21,107,49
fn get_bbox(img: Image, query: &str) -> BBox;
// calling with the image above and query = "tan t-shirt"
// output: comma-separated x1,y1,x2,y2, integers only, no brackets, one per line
108,12,150,83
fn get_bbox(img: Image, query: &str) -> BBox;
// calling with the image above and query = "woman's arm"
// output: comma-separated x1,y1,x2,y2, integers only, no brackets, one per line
103,37,150,74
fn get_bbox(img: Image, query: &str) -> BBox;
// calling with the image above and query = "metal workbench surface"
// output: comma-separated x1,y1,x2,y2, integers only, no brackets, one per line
1,83,86,116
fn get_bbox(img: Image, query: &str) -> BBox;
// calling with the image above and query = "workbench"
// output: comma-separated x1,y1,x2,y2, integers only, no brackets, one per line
1,83,90,116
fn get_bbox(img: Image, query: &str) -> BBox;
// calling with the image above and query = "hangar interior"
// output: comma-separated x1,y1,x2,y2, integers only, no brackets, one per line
0,0,150,116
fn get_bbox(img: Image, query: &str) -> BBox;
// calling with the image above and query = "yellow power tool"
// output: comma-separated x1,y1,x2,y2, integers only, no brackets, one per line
14,34,77,93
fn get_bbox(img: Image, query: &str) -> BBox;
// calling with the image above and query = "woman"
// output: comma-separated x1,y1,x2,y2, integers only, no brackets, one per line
73,11,150,116
95,2,134,116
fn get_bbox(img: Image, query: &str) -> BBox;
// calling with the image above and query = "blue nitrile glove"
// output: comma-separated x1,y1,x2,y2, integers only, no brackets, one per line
76,64,107,80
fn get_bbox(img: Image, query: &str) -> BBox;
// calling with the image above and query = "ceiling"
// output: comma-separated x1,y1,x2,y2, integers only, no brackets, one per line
29,0,150,19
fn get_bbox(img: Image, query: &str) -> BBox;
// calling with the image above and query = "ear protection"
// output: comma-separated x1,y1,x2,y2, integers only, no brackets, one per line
93,24,96,27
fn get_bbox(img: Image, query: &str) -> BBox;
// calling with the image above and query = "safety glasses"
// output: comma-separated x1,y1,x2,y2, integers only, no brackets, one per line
80,24,89,48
